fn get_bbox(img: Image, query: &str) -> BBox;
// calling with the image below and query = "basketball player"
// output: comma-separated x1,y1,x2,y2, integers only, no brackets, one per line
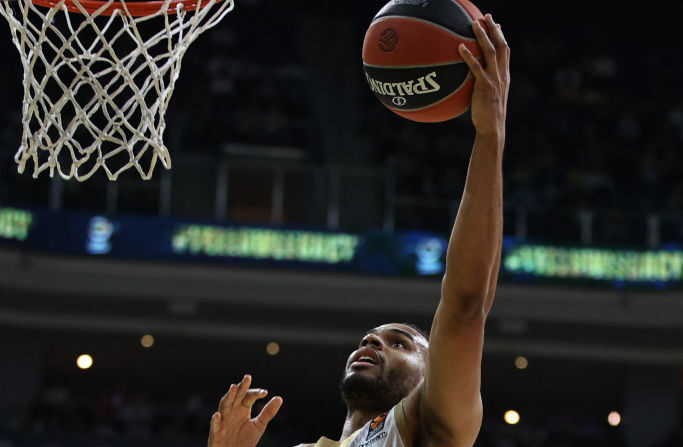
208,13,510,447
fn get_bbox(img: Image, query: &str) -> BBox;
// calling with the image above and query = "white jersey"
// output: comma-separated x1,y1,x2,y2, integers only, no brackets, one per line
295,400,409,447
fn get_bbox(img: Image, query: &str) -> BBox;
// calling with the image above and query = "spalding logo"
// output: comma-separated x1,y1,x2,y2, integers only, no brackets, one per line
365,71,441,97
378,28,399,52
392,97,407,106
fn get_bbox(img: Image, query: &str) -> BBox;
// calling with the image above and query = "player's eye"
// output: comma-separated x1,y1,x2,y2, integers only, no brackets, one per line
392,341,405,349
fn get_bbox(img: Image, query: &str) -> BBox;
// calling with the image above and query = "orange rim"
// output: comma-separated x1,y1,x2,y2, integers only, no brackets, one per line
30,0,225,17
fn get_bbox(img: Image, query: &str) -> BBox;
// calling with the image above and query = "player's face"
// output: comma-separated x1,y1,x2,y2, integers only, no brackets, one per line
345,323,428,378
340,323,428,412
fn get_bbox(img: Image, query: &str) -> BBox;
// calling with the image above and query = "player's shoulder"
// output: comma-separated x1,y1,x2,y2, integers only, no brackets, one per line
293,444,315,447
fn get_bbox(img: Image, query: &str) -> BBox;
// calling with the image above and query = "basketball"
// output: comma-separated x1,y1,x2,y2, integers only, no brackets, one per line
362,0,485,123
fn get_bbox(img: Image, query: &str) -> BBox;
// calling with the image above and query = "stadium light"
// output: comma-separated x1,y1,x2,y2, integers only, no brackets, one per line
266,342,280,356
504,410,520,425
76,354,93,370
140,334,155,348
514,356,528,370
608,411,621,427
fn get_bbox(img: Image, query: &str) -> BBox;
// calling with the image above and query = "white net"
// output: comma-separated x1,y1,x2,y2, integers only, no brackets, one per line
0,0,234,180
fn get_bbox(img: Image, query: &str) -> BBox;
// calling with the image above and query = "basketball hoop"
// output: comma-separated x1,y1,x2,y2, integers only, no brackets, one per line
0,0,234,180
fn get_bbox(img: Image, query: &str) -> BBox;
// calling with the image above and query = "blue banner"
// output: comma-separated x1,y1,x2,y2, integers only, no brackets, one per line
1,205,681,288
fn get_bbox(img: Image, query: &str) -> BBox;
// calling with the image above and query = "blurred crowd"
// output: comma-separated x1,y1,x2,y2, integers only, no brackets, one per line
0,0,681,245
358,9,683,243
0,4,680,447
5,383,681,447
166,4,318,154
1,384,212,446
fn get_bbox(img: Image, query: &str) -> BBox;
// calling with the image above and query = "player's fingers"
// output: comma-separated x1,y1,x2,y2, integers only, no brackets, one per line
497,24,511,63
208,412,221,446
218,384,237,412
218,383,237,413
472,19,495,69
241,388,269,408
493,22,511,75
486,14,507,50
253,396,283,431
210,412,221,434
497,24,511,105
234,374,252,405
458,44,485,80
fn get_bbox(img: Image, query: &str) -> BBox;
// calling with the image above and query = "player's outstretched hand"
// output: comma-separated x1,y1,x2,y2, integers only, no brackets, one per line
208,374,283,447
458,13,510,138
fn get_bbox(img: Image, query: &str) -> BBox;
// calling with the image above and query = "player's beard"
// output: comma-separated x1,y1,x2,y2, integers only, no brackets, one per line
340,366,415,414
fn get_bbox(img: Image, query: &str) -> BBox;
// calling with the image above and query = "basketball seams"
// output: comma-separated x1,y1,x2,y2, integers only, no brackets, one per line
449,0,473,22
371,15,476,41
363,60,467,70
363,0,483,122
449,0,485,24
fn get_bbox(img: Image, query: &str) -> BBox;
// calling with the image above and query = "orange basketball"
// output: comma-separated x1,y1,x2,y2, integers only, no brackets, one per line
362,0,484,123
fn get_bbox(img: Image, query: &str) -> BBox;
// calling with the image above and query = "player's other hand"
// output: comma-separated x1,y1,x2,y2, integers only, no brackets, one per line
208,374,283,447
458,14,510,138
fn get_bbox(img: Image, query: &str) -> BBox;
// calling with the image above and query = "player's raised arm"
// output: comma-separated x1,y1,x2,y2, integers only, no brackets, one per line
411,14,510,447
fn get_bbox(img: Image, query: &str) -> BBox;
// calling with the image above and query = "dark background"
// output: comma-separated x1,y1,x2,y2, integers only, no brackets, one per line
0,0,681,446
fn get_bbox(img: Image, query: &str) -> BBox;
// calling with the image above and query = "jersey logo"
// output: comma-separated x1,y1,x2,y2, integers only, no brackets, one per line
367,412,388,440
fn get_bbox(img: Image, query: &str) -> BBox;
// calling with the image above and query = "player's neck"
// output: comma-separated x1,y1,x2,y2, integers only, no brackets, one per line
340,408,382,440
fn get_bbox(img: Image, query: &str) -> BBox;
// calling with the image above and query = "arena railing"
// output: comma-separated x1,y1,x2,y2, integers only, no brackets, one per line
15,154,683,248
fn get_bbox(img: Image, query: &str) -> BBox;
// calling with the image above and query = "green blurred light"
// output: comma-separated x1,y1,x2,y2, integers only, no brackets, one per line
0,207,33,241
172,225,360,264
504,245,683,283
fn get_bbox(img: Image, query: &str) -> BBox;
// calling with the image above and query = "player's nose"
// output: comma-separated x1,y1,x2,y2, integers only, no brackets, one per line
359,333,383,349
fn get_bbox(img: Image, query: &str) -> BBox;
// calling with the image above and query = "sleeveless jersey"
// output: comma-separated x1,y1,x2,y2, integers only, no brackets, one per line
294,400,409,447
